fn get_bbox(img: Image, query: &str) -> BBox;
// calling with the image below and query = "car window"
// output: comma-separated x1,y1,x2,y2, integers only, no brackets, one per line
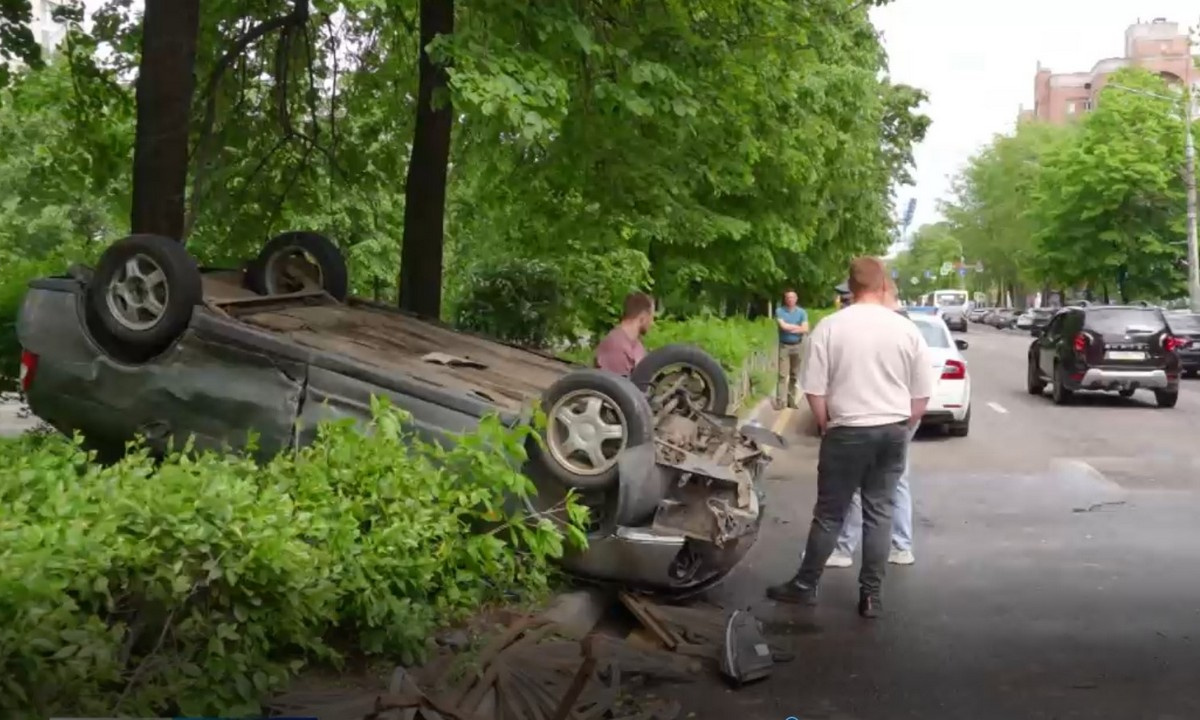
1167,313,1200,332
1083,308,1166,335
914,320,950,348
935,292,967,307
1045,313,1064,336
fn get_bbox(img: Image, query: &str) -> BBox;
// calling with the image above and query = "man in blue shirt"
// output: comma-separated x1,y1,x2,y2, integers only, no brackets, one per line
774,289,809,409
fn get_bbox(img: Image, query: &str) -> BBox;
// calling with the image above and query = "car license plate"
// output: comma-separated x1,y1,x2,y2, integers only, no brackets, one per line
1106,350,1146,361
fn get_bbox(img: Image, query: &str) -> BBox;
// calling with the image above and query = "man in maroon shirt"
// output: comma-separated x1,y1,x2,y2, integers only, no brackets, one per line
594,292,655,376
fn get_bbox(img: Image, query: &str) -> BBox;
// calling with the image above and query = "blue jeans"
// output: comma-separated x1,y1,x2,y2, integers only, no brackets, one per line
835,426,915,555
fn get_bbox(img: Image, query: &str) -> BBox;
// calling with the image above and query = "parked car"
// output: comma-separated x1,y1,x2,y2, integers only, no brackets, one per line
1028,307,1056,334
1165,311,1200,377
968,307,992,323
18,232,775,596
988,308,1020,329
941,307,968,333
909,313,972,436
1026,304,1183,407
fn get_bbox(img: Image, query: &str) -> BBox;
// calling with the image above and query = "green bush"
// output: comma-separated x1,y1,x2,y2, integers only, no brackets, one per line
453,258,570,349
0,398,586,719
644,315,778,373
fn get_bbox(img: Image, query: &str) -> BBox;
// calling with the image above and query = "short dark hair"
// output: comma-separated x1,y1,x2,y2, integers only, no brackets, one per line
622,292,655,319
782,288,797,296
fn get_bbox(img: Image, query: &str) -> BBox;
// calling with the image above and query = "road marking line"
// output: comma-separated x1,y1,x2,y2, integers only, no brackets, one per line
987,402,1008,414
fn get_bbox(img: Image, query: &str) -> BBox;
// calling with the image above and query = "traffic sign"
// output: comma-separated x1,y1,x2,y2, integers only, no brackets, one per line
924,270,933,279
909,276,919,285
975,261,984,272
891,269,899,279
939,261,952,276
958,267,968,277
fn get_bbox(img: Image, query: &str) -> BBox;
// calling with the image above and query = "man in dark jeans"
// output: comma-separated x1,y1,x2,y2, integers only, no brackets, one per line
766,259,935,618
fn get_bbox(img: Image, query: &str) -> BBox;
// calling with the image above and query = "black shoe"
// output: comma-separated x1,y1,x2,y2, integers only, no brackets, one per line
766,578,818,605
858,594,882,619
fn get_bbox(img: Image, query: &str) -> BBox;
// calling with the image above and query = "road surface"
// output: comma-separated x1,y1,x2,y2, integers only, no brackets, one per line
676,323,1200,720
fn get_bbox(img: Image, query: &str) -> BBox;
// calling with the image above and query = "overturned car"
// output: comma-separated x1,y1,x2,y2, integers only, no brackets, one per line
16,232,777,595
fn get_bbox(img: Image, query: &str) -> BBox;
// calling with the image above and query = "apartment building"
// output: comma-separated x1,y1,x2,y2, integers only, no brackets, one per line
1020,18,1196,125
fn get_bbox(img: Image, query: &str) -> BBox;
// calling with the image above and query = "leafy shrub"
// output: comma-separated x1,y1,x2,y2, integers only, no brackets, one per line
644,315,778,373
453,250,653,349
454,258,569,348
0,398,586,719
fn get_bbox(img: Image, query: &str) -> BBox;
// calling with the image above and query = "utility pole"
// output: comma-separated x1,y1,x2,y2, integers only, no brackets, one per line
1185,83,1200,311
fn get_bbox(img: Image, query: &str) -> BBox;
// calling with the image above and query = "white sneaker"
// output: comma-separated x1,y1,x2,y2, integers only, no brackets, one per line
889,549,915,565
826,551,854,568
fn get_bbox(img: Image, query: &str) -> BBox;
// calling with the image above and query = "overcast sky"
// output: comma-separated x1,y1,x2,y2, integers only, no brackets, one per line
870,1,1199,237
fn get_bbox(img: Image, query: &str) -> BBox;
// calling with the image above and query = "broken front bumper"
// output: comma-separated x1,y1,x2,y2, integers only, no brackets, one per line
560,481,764,595
559,409,772,594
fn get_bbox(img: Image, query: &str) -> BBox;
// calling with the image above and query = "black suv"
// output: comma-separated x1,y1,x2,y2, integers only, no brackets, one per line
1026,305,1184,407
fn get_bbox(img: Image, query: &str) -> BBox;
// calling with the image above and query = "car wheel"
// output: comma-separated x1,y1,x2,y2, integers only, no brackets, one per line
245,231,349,301
630,344,731,416
528,369,654,491
948,406,970,437
1154,389,1179,408
86,234,202,360
1118,388,1135,398
1026,356,1046,395
1052,363,1073,405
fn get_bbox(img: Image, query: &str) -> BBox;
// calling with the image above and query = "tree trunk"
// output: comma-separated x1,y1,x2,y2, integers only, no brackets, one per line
399,0,455,318
130,0,200,240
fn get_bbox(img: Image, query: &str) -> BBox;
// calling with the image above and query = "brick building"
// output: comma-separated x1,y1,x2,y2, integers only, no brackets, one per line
1021,18,1196,125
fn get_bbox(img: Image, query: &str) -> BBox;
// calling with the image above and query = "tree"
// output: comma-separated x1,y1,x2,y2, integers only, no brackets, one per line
1031,67,1187,302
890,222,964,300
942,120,1073,305
399,0,453,318
129,0,199,239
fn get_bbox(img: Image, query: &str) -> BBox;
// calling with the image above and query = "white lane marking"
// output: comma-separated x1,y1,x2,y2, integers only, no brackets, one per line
987,402,1008,414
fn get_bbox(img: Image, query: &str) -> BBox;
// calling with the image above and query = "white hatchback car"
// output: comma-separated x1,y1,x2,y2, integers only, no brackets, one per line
909,313,972,437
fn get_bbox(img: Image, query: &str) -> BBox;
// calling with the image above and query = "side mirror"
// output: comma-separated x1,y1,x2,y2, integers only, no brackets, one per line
1031,327,1043,337
955,339,969,351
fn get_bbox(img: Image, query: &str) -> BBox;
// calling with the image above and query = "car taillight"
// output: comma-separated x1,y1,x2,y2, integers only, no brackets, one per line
941,359,966,380
1073,333,1088,352
19,350,37,393
1164,335,1189,352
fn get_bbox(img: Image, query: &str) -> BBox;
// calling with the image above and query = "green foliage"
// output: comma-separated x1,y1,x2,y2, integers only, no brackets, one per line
941,121,1073,301
643,316,777,373
0,399,585,718
890,222,967,301
943,67,1190,304
453,258,569,348
1031,68,1188,302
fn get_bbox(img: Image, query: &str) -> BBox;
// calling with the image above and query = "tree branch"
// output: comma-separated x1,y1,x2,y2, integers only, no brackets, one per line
185,1,311,238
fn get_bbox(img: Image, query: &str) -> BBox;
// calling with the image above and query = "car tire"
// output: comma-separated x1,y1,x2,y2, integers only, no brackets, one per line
948,406,971,437
87,234,202,359
1026,357,1046,395
1052,363,1073,405
1154,389,1179,408
245,231,349,301
528,369,654,491
630,343,732,415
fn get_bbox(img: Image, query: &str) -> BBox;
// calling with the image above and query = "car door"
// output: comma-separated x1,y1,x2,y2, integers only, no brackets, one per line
1038,312,1066,375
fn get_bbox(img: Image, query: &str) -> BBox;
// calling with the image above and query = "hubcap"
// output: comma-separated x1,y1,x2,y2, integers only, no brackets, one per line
106,254,169,332
264,246,324,294
546,389,628,476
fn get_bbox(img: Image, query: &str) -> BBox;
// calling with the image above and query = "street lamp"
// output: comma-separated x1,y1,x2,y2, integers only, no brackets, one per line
1105,81,1200,312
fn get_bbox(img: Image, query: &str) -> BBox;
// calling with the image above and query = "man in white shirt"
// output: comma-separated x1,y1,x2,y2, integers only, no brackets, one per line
766,257,936,619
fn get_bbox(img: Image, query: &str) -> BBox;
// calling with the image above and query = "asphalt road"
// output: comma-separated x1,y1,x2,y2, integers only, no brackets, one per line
674,323,1200,720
